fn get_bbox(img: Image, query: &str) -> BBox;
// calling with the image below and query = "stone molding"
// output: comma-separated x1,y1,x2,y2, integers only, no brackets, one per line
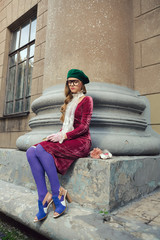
16,82,160,155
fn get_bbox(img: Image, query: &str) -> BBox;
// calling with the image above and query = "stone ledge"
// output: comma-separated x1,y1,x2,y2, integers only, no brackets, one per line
0,148,160,210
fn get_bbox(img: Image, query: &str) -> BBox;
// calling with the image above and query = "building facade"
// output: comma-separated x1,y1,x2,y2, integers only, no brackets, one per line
0,0,160,149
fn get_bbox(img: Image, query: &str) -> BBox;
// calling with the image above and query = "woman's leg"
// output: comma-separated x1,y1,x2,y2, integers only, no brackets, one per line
35,144,60,196
26,146,48,203
35,144,72,218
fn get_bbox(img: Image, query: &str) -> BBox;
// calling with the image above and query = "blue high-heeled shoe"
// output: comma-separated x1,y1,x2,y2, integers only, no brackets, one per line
52,187,72,218
34,192,53,222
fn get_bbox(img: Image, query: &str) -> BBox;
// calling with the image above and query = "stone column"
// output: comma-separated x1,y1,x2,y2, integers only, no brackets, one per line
43,0,134,89
16,0,160,155
16,82,160,155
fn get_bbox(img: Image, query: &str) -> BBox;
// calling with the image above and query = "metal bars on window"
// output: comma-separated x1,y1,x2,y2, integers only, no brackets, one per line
4,17,36,116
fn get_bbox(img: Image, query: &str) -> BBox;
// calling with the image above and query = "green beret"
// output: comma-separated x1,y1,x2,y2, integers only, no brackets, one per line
67,69,89,84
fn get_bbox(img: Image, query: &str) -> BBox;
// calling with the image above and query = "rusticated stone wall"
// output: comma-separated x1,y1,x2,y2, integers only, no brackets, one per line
134,0,160,134
0,0,48,148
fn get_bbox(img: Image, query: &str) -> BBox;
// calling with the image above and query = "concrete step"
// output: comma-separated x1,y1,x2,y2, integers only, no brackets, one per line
0,180,160,240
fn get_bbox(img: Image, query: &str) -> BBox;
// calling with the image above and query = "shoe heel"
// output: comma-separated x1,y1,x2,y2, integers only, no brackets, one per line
47,199,53,210
52,201,55,211
66,192,72,203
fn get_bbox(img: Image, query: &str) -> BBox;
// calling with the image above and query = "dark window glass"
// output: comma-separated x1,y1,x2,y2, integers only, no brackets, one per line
30,19,37,41
20,22,30,47
11,29,20,51
27,57,34,96
7,66,16,101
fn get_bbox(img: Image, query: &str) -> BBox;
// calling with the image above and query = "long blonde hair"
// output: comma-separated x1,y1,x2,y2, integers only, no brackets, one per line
60,82,87,122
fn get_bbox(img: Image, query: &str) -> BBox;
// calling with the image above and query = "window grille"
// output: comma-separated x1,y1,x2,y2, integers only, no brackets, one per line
4,17,37,116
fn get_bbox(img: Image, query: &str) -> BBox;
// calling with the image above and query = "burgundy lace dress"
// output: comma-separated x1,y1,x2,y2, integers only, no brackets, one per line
38,96,93,175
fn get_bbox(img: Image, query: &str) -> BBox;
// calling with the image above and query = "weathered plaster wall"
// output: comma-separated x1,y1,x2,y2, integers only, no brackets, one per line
43,0,134,89
134,0,160,134
110,156,160,209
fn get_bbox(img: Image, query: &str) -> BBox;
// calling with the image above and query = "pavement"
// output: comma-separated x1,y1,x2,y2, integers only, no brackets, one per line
0,179,160,240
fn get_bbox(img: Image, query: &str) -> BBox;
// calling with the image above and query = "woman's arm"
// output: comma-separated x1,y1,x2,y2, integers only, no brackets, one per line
66,96,93,140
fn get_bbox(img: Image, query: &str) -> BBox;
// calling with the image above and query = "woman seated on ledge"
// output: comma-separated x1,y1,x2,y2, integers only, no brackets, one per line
26,69,93,222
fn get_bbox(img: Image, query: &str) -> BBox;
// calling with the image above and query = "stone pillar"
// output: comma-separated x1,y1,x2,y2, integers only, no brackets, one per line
43,0,134,89
16,0,160,155
16,82,160,155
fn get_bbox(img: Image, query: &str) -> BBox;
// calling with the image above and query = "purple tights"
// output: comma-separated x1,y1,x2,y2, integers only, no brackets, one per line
26,144,60,204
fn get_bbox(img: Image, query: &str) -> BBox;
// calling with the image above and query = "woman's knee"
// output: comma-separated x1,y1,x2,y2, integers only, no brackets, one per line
35,144,45,158
26,146,36,160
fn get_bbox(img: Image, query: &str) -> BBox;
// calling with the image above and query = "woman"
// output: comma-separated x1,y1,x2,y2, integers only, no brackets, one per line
26,69,93,222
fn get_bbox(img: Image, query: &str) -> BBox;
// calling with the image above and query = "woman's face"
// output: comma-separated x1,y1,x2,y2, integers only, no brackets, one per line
67,78,83,94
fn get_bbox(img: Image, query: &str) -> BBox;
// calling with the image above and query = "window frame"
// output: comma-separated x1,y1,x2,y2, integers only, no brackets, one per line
4,11,37,118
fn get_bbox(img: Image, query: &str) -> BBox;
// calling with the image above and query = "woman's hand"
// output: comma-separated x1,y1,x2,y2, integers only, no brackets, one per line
46,132,62,142
46,132,67,143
